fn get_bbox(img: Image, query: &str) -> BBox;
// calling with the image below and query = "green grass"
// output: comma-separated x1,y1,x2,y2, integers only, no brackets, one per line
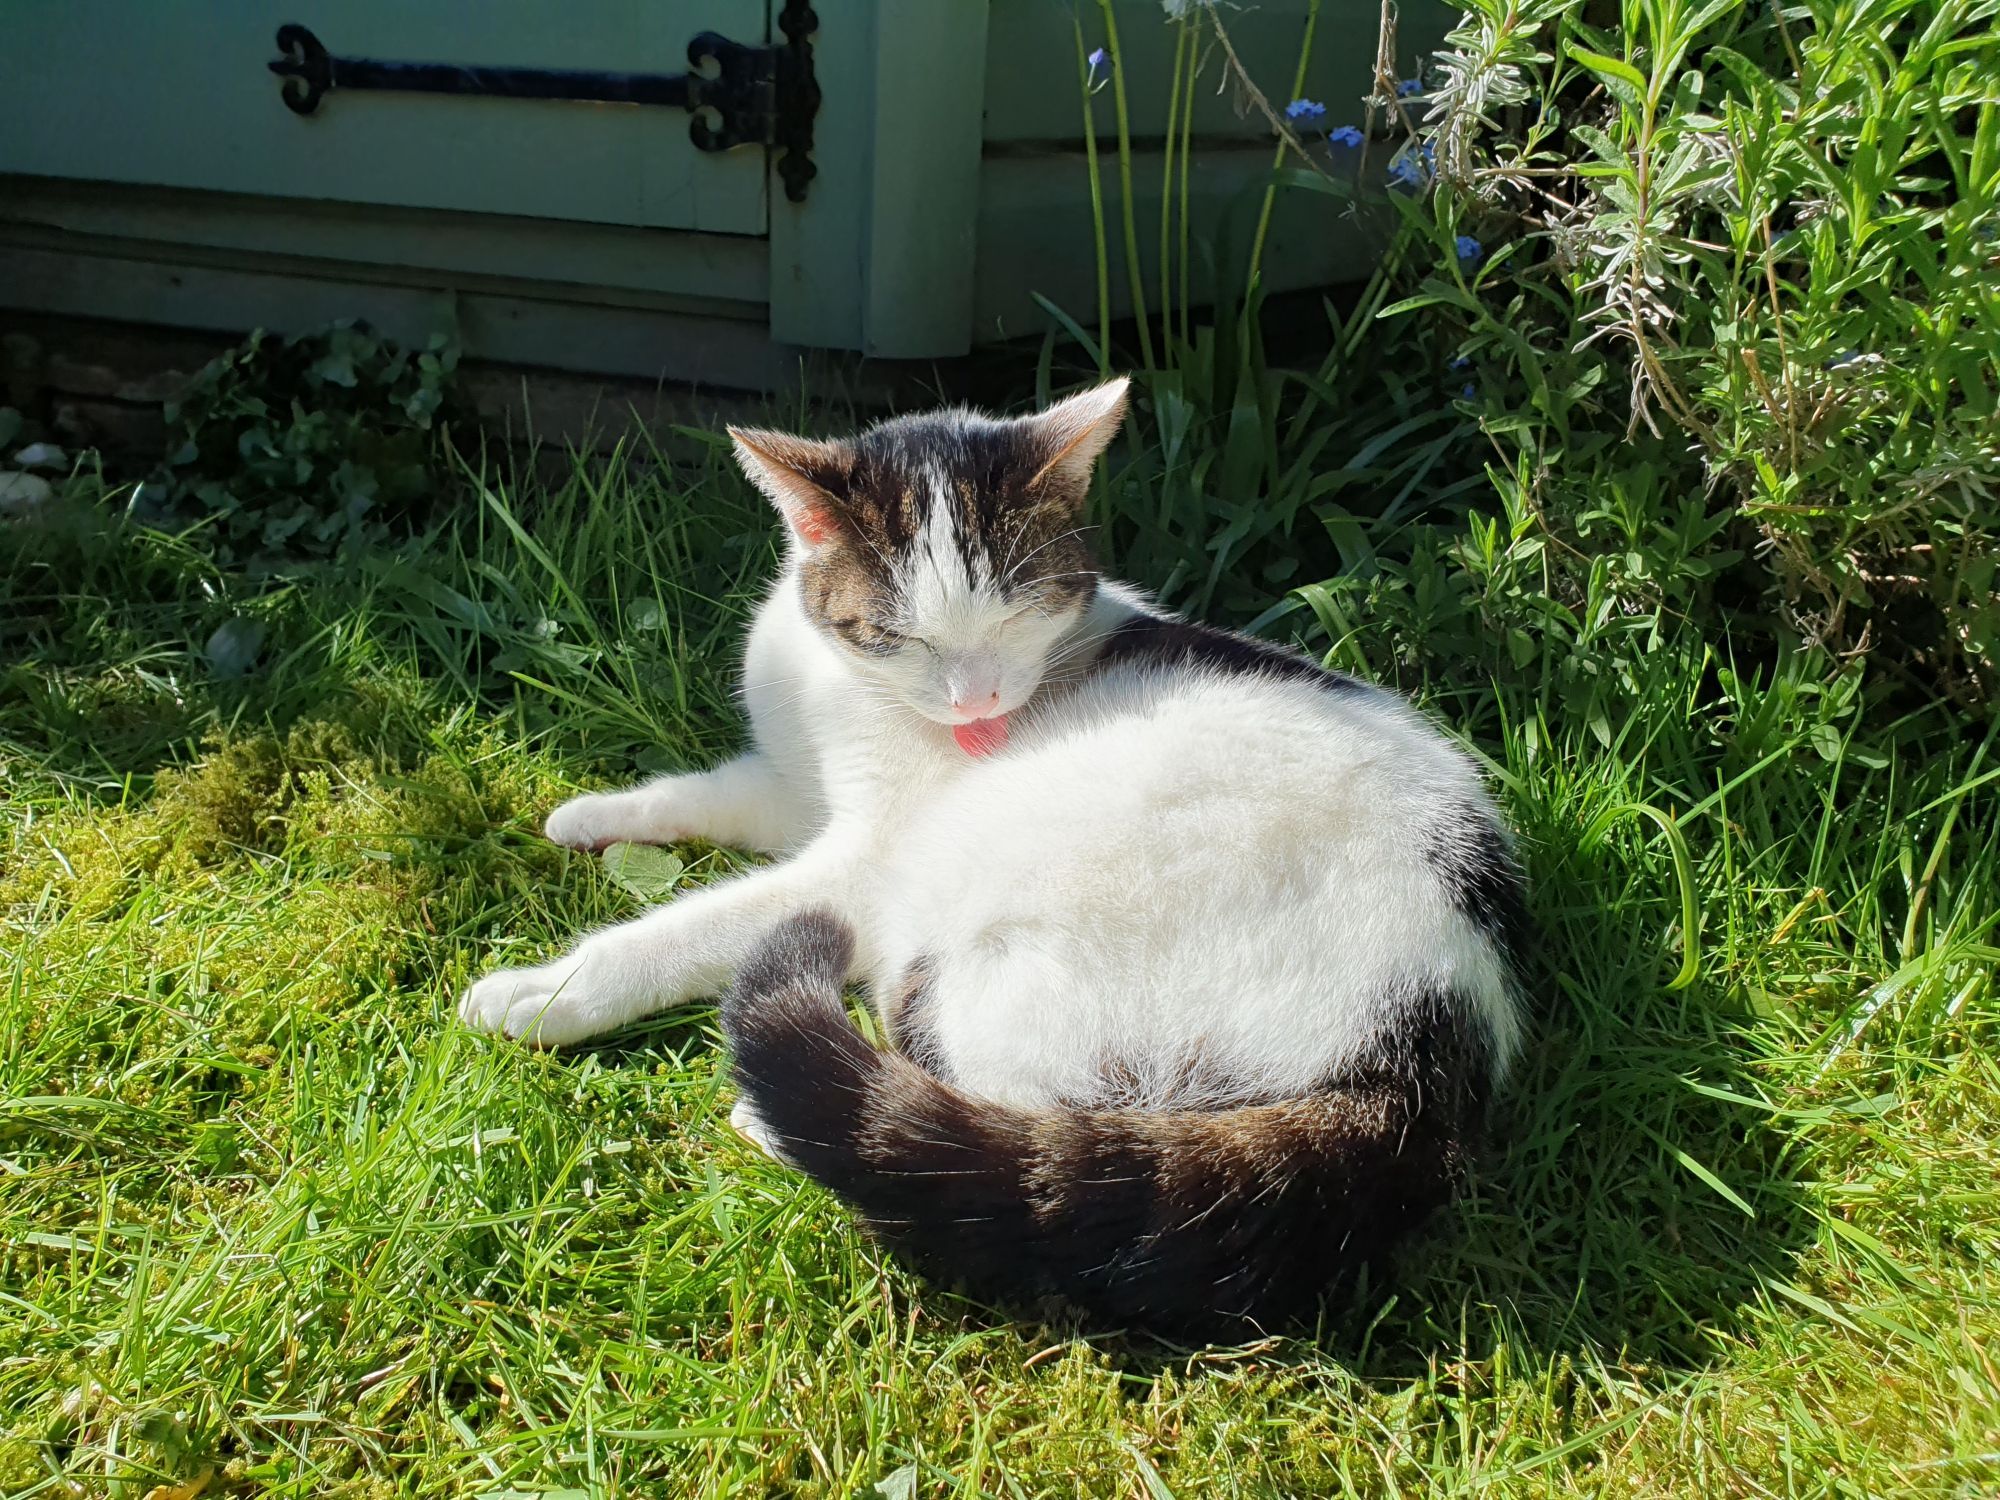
3,446,1997,1499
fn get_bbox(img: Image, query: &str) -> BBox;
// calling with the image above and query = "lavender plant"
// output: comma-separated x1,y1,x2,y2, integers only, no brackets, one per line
1391,0,1999,695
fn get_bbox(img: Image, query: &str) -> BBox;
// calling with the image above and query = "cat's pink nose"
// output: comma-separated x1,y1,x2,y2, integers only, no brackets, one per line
952,690,1002,719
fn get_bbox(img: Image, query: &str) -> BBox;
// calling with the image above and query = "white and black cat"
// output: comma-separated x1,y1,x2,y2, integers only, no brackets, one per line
461,379,1527,1329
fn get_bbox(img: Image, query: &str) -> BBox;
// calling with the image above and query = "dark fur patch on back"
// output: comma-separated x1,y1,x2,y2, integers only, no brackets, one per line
726,913,1493,1334
1424,807,1532,979
1095,615,1370,695
1360,979,1500,1125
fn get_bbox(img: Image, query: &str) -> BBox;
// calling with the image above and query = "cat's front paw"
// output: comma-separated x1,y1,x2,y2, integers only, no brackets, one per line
459,954,607,1046
543,792,634,852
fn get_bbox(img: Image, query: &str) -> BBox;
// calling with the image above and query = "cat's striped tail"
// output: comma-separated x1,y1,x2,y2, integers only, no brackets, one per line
721,910,1487,1332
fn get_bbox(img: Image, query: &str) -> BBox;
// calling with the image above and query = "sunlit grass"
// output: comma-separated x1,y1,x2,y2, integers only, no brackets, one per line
2,452,1995,1497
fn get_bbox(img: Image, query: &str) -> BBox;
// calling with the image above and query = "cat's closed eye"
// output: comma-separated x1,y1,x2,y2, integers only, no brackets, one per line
825,616,909,654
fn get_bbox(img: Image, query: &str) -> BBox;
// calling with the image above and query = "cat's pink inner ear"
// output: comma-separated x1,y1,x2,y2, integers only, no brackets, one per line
792,504,835,546
729,426,848,547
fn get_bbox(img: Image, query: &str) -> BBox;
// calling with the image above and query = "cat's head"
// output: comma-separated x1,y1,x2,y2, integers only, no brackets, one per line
729,380,1128,727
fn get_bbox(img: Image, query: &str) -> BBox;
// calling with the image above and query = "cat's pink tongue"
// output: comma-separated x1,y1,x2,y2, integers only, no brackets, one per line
952,714,1009,757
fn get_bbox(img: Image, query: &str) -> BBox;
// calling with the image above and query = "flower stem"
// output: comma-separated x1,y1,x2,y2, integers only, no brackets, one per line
1178,15,1199,353
1097,0,1157,372
1159,17,1189,364
1247,0,1323,296
1075,19,1112,378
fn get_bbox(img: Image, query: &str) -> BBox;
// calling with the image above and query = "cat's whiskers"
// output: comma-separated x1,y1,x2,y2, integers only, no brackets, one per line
1000,525,1099,591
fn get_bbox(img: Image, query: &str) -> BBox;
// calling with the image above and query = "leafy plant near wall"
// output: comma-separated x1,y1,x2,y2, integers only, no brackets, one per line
1407,0,1999,696
152,321,469,566
1067,0,2000,712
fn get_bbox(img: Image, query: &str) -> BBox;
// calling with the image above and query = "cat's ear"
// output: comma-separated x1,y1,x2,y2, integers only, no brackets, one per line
729,427,851,547
1024,378,1130,500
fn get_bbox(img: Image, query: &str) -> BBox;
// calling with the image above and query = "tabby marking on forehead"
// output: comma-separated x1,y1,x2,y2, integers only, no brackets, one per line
795,410,1101,634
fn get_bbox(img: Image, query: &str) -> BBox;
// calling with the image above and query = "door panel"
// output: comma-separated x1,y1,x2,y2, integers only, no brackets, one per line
0,1,770,234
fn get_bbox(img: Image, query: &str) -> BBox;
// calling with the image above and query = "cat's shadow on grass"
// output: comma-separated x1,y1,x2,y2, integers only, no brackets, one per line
1328,978,1813,1382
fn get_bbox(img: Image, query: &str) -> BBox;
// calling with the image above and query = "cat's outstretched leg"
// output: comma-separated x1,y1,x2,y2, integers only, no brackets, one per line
543,752,816,855
459,829,870,1045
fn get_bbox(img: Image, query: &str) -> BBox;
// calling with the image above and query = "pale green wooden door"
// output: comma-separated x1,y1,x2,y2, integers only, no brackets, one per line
0,1,771,234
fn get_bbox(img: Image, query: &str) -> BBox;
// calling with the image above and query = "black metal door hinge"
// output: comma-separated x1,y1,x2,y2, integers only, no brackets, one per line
270,3,820,202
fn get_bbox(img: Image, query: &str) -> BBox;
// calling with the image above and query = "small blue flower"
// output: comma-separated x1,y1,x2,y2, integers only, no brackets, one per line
1285,98,1327,122
1088,46,1109,68
1397,78,1423,97
1455,234,1484,263
1449,355,1474,372
1386,144,1432,190
1327,124,1364,148
1462,383,1478,400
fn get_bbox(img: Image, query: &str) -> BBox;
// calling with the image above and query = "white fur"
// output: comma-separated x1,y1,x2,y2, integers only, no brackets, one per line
462,558,1520,1104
